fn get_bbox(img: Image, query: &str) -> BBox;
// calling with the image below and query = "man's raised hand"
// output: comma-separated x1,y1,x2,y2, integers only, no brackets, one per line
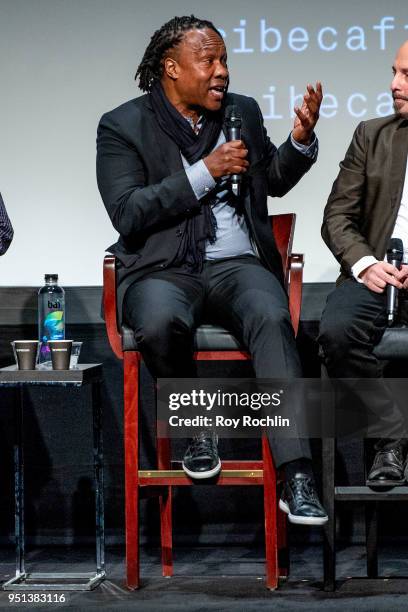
292,81,323,145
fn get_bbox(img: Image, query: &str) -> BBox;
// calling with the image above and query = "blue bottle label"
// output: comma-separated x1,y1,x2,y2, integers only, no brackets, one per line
43,309,64,340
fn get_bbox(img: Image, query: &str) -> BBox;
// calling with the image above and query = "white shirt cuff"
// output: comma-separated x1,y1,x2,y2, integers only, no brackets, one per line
351,256,379,282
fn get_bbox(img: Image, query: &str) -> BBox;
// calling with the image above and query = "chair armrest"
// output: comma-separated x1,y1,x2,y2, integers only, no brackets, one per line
103,255,123,359
288,253,304,337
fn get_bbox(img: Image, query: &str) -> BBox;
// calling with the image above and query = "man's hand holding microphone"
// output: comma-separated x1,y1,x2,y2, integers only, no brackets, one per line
359,238,408,325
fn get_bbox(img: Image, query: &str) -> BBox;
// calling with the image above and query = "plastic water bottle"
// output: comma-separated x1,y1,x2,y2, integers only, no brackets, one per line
38,274,65,367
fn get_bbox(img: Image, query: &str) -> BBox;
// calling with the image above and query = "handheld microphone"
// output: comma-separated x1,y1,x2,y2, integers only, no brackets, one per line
225,105,242,197
386,237,404,326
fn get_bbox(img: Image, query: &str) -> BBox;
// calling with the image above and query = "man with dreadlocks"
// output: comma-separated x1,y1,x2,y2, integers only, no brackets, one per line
97,15,327,525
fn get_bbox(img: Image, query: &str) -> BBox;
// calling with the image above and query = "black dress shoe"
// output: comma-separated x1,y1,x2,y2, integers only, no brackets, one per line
366,446,406,487
279,474,328,526
182,431,221,480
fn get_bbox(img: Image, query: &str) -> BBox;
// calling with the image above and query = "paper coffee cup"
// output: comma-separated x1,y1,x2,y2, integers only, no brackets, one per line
48,340,73,370
13,340,39,370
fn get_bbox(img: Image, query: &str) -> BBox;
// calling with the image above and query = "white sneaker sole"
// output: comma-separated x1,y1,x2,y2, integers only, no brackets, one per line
182,459,222,480
279,499,328,526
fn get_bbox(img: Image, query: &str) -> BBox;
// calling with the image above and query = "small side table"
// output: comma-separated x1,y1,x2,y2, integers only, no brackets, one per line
0,364,105,591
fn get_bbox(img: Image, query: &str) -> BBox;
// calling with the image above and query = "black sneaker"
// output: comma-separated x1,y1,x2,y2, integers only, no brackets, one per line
182,431,221,480
279,474,328,526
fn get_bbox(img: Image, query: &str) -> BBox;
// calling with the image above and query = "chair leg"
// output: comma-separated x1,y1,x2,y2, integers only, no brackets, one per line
262,436,279,590
157,437,173,577
322,438,336,591
277,471,289,578
363,440,379,578
124,352,140,590
366,502,379,578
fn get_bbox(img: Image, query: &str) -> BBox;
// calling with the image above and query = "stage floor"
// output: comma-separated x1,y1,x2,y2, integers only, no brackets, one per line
2,544,408,610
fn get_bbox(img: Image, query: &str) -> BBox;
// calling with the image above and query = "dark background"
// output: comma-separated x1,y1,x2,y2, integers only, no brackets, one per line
0,284,405,549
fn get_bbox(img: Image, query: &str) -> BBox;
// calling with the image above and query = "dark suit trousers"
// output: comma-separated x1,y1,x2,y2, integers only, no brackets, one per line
319,278,408,446
123,254,311,467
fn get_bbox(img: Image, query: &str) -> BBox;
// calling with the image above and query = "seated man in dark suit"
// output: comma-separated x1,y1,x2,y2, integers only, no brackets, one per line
97,15,327,524
0,193,13,255
319,41,408,488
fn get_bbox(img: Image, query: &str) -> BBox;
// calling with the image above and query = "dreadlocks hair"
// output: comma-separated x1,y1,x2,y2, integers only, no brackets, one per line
135,15,222,92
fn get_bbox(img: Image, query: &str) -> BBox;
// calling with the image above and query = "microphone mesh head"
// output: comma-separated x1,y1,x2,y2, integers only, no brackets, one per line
387,238,404,263
225,105,241,127
225,105,233,119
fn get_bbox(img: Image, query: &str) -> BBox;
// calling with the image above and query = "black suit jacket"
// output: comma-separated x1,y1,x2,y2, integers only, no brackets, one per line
96,92,315,319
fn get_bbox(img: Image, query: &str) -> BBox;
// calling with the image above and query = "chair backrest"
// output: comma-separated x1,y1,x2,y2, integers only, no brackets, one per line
103,213,297,359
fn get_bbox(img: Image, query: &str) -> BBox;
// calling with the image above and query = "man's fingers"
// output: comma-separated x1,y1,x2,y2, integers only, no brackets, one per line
377,272,403,288
382,261,400,274
380,268,403,288
205,140,249,178
231,165,248,173
227,140,246,149
370,270,403,289
306,85,318,102
231,159,249,168
396,265,408,281
297,82,323,117
294,106,306,120
294,106,310,126
224,142,248,158
374,262,404,287
362,262,405,292
366,274,387,292
304,97,319,115
367,281,385,294
305,83,322,104
230,148,248,159
372,285,386,294
228,155,249,165
363,272,385,292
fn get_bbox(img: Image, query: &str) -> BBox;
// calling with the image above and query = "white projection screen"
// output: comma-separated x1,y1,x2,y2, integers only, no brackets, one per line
1,0,407,286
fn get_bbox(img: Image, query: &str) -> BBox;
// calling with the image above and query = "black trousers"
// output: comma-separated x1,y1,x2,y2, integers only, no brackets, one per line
319,278,408,446
123,255,311,467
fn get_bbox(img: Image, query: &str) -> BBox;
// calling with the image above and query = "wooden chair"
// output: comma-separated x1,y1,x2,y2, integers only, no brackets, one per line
103,213,304,590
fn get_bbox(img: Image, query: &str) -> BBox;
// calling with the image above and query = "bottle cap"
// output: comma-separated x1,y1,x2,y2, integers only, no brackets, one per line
45,274,58,282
